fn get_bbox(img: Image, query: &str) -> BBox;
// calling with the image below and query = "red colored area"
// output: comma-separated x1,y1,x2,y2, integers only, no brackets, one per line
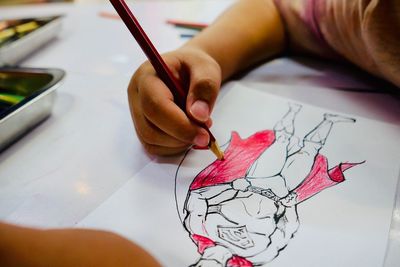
191,234,216,254
190,130,276,190
294,155,363,202
188,130,364,266
227,255,254,267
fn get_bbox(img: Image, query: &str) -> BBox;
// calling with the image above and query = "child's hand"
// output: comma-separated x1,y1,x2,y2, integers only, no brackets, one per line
128,47,221,156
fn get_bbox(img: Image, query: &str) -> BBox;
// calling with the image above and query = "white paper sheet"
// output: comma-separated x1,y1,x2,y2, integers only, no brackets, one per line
78,83,400,267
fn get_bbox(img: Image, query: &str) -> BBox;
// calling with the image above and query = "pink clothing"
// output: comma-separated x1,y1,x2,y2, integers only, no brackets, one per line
274,0,400,87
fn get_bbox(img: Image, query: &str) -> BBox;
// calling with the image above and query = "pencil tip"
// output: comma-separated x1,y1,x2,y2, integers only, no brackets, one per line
210,140,224,160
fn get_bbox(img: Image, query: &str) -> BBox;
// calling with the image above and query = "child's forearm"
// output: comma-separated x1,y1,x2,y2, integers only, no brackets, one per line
183,0,285,81
0,222,160,267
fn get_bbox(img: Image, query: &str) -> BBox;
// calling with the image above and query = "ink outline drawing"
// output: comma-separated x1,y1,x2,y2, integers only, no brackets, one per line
175,103,365,267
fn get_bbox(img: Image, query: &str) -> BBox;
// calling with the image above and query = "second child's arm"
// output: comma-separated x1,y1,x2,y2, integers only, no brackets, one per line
0,222,161,267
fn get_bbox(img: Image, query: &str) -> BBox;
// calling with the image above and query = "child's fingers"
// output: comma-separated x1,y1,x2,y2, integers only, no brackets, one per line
127,50,221,156
133,112,190,148
185,56,221,123
133,107,195,155
136,74,209,147
129,67,190,154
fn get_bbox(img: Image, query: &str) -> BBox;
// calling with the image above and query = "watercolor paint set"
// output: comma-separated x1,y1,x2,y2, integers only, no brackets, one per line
0,15,65,151
0,67,65,151
0,16,62,66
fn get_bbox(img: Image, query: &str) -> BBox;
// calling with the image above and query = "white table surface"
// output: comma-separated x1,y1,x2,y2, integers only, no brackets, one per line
0,1,399,266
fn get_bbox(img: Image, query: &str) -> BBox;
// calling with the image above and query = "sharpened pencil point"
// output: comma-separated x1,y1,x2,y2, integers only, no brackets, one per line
209,140,224,160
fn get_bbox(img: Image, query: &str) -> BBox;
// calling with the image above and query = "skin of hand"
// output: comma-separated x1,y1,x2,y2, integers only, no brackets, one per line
129,47,221,156
128,0,285,156
0,222,161,267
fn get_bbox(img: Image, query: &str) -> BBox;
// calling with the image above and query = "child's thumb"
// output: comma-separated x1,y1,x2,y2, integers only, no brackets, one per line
188,79,219,123
187,77,220,124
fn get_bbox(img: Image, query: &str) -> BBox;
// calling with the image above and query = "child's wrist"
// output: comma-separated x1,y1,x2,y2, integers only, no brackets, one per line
179,44,214,60
179,44,228,81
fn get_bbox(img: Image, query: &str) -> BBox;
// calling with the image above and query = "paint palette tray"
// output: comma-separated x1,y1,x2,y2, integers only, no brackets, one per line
0,16,62,66
0,67,65,151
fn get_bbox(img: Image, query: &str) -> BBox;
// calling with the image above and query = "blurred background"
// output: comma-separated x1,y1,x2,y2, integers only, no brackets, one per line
1,0,72,4
0,0,192,5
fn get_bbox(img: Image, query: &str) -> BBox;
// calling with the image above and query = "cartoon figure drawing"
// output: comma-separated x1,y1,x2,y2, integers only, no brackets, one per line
176,103,364,267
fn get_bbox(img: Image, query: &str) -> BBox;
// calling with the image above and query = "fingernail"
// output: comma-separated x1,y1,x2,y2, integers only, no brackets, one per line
205,118,213,128
193,132,209,147
190,100,210,122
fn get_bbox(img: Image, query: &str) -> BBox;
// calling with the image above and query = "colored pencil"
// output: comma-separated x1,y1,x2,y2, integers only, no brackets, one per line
166,19,208,31
109,0,224,160
179,33,195,38
98,11,121,20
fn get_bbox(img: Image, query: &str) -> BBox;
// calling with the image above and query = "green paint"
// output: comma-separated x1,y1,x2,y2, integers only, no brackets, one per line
0,93,24,105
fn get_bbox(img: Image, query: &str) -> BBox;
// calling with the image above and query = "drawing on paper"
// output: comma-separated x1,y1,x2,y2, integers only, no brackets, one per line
175,103,365,267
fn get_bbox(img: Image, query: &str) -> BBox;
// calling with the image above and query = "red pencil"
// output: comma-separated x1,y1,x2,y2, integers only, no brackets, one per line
109,0,224,160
